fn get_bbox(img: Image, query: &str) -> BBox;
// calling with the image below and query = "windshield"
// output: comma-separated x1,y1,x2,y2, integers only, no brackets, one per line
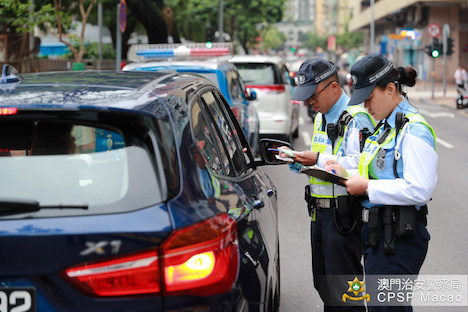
0,121,162,218
234,63,275,85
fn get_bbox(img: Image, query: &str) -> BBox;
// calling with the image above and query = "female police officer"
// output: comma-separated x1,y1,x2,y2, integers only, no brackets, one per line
337,54,438,312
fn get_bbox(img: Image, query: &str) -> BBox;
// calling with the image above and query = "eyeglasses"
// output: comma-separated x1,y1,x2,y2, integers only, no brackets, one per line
310,80,338,100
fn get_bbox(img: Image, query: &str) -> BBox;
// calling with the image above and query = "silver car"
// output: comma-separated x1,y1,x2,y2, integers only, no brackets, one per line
230,55,300,142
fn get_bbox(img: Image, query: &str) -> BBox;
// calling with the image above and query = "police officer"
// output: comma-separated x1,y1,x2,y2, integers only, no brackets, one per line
342,54,438,312
280,58,374,311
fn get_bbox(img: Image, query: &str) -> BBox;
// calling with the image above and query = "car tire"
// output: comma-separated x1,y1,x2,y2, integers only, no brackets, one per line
457,97,464,109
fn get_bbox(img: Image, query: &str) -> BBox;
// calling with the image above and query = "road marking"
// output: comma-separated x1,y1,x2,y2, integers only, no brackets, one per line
419,109,455,118
436,137,454,149
302,131,311,146
299,117,305,125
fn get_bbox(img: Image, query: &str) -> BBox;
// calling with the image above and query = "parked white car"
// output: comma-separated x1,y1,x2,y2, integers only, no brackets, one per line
229,55,299,142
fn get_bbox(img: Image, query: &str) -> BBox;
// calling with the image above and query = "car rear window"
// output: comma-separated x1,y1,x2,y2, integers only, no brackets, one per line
234,63,279,85
0,119,163,218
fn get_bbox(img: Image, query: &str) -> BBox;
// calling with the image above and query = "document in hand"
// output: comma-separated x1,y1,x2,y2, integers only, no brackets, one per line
300,166,348,187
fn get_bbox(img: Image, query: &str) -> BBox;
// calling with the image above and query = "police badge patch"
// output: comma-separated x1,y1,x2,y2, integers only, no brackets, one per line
376,149,387,171
298,74,306,84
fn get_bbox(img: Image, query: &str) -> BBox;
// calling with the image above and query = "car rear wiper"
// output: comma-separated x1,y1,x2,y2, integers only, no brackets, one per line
0,198,88,216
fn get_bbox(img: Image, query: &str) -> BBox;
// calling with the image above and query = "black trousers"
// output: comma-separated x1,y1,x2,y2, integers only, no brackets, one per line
362,219,430,312
311,209,365,312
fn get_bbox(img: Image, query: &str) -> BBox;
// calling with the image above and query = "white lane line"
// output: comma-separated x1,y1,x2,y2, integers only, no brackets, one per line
419,109,455,118
436,137,454,149
302,131,311,146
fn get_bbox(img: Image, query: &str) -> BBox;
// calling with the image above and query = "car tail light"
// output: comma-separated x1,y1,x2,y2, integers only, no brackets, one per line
63,214,238,297
162,213,239,296
0,107,18,115
64,250,160,297
245,85,285,94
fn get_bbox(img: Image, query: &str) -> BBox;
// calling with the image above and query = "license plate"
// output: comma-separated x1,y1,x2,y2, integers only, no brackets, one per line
0,288,36,312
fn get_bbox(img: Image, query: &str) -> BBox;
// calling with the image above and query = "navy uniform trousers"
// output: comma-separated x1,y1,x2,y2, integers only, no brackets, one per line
362,219,430,312
311,208,365,312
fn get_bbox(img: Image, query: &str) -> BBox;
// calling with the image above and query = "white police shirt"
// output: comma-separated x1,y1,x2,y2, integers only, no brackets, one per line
362,99,438,208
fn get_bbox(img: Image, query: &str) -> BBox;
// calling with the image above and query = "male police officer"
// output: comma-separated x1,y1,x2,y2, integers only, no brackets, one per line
281,58,374,311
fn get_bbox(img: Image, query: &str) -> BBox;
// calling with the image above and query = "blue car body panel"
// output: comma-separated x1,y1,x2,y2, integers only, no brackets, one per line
0,70,279,312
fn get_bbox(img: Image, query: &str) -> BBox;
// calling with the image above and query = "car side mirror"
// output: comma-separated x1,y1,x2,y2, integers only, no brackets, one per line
257,138,294,165
247,89,257,101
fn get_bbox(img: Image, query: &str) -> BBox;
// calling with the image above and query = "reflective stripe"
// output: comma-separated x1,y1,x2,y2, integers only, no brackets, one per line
358,113,436,179
309,106,370,198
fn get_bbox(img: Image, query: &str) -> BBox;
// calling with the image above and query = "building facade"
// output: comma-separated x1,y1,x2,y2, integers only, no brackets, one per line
348,0,468,82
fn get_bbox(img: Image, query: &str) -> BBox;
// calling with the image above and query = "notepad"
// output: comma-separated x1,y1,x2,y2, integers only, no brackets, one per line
300,166,348,186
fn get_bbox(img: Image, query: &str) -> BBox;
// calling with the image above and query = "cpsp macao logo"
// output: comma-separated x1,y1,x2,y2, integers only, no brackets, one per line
342,277,370,303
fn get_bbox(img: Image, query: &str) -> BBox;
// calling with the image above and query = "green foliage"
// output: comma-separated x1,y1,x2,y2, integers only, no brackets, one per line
84,42,116,59
263,26,286,51
166,0,285,51
0,0,56,34
336,32,363,51
299,32,327,51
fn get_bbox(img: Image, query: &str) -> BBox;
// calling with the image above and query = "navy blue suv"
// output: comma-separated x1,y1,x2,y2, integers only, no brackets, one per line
0,66,289,312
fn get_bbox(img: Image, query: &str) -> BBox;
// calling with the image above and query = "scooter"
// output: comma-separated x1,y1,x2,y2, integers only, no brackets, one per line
456,87,468,109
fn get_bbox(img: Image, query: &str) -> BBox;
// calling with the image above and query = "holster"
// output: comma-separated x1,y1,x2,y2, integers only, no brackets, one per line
366,207,381,248
365,205,427,252
382,206,395,254
304,185,316,219
333,196,356,233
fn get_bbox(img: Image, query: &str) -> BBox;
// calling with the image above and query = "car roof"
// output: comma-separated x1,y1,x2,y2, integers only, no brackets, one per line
229,55,285,64
124,57,235,72
0,70,211,112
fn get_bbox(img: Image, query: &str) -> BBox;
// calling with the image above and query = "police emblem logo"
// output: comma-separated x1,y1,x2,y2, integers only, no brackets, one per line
298,74,306,84
376,149,387,171
351,74,357,85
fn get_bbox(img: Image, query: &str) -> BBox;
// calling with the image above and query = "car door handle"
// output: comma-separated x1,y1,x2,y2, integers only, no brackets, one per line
266,189,274,197
253,199,265,209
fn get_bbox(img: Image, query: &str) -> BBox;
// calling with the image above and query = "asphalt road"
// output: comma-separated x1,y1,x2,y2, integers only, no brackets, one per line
262,99,468,312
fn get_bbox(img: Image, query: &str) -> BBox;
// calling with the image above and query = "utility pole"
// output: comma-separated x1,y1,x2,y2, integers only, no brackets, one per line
116,3,121,71
218,0,224,42
98,0,102,69
370,0,375,53
442,24,450,97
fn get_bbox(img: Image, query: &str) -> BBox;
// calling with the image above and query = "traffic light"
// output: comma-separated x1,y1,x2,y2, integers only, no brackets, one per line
291,45,297,52
446,37,454,55
431,38,440,58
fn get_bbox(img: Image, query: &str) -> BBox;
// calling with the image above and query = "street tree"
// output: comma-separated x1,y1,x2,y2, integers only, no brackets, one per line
167,0,285,52
263,25,286,52
0,0,55,71
52,0,97,63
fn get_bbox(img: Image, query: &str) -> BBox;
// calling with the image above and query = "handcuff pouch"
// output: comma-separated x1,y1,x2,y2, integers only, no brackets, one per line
394,205,417,238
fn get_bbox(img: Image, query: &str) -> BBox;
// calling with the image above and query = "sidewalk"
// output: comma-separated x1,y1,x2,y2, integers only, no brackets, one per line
406,80,458,109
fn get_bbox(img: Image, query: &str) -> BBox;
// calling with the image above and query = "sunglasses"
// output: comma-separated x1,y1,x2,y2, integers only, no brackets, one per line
310,80,338,100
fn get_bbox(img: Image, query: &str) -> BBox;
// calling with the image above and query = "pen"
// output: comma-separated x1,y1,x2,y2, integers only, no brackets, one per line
268,148,279,152
333,151,342,174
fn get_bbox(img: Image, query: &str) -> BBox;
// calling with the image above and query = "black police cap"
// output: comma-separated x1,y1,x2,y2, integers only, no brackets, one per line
292,58,337,101
348,53,394,105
